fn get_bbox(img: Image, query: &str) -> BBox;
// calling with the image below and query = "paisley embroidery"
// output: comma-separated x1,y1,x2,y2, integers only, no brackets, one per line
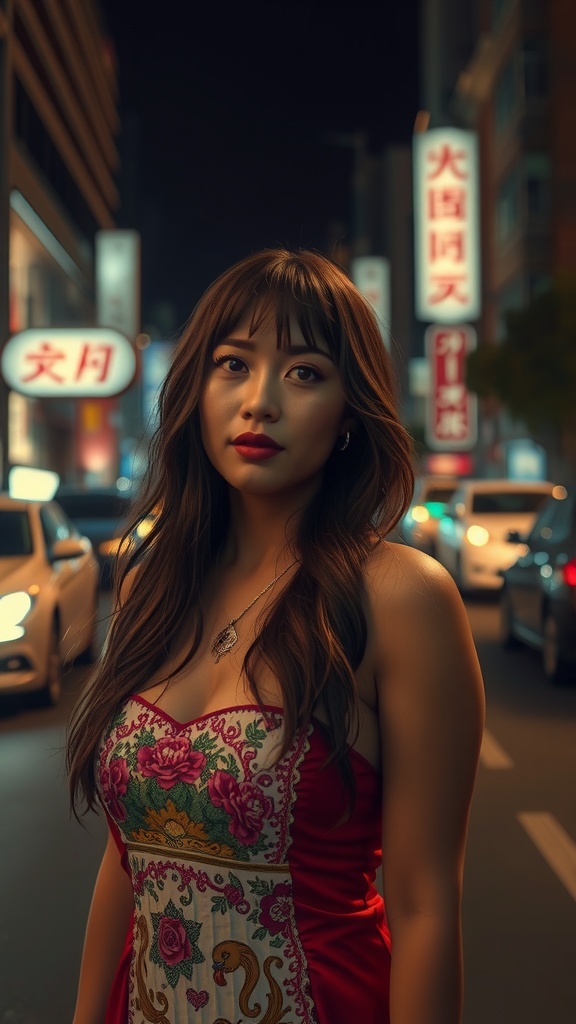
212,940,291,1024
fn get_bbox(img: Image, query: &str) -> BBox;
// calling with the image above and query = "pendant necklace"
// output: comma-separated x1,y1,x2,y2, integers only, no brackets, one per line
211,560,297,663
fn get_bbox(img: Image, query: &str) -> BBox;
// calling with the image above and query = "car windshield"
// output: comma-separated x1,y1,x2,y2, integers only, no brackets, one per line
56,493,131,519
471,491,550,514
0,510,33,556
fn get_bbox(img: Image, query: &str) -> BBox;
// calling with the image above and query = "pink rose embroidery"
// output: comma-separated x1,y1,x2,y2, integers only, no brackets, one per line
101,757,129,820
158,915,191,965
259,881,292,936
137,738,206,789
208,771,274,846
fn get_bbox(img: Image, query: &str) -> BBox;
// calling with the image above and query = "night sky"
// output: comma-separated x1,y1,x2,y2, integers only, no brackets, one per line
98,0,421,332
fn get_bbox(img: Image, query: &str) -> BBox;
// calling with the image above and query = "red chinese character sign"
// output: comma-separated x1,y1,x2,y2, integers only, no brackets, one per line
425,326,477,451
1,328,137,397
413,128,480,323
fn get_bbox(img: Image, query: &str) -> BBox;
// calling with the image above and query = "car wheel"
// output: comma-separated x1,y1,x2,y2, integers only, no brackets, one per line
499,587,522,649
36,619,62,707
542,612,571,685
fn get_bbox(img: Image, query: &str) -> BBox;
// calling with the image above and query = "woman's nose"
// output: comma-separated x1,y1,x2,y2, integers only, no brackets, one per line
239,371,281,421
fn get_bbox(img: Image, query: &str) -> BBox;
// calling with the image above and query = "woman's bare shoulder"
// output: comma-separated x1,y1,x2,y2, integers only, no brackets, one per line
364,540,484,715
365,538,455,606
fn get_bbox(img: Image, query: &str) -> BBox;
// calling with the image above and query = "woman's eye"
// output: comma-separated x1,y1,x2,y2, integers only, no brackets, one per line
287,365,321,382
213,354,247,373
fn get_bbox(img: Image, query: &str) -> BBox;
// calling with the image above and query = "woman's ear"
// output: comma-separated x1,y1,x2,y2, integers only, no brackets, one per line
339,414,358,437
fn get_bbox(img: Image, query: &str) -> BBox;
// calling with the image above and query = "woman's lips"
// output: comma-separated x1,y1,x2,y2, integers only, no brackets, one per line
231,432,284,460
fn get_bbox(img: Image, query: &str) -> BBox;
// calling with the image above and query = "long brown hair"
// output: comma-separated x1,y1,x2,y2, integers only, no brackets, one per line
67,248,414,815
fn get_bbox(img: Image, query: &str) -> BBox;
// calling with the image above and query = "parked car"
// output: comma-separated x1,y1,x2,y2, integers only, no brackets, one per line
499,485,576,684
400,475,460,556
55,487,133,587
435,478,555,593
0,494,99,706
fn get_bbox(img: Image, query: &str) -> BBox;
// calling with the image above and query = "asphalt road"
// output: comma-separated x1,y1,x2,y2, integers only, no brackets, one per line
0,594,574,1024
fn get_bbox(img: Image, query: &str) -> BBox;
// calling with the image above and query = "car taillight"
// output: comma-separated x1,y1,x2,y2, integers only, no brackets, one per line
563,559,576,587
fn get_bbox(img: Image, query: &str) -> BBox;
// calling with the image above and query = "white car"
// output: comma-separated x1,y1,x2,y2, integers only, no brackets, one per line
0,494,99,706
435,479,556,593
400,476,460,556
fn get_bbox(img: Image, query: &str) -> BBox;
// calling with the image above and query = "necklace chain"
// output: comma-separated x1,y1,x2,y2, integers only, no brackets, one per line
211,560,297,663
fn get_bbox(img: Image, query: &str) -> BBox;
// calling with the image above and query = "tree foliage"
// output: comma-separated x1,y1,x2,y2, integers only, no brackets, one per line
466,284,576,435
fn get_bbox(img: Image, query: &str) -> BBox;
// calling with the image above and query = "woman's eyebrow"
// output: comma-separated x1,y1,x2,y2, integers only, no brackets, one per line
216,337,334,360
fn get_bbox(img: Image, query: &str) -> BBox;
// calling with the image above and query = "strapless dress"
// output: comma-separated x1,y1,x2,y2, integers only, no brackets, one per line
97,696,391,1023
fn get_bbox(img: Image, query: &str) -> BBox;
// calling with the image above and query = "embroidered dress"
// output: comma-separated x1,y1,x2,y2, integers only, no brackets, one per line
98,697,391,1024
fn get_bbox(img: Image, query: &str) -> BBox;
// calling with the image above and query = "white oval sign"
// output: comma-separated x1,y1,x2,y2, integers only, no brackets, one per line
1,328,137,397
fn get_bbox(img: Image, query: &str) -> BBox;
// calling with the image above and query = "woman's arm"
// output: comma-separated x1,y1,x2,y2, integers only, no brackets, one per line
72,828,134,1024
370,544,485,1024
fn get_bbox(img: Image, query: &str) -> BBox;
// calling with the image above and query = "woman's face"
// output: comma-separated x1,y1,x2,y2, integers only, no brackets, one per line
199,307,353,500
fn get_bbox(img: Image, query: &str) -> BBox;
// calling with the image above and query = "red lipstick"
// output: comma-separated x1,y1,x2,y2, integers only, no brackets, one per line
232,432,284,460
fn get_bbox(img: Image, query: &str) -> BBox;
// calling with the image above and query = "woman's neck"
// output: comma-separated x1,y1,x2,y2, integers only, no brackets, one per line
222,490,305,573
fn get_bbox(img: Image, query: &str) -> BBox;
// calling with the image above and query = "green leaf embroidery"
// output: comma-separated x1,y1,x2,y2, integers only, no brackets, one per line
219,753,240,779
193,731,222,755
247,877,274,897
211,896,229,915
252,926,268,942
135,729,156,749
245,719,267,749
144,879,158,902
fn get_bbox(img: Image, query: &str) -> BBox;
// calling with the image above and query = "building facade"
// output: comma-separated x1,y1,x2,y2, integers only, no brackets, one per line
0,0,120,485
419,0,576,476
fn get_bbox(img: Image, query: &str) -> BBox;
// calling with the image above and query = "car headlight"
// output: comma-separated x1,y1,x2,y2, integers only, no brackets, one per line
466,525,490,546
0,591,33,642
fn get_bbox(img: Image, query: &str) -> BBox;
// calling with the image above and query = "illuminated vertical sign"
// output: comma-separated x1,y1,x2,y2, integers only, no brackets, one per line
142,341,175,432
425,325,477,450
413,128,480,323
351,256,391,348
96,230,141,339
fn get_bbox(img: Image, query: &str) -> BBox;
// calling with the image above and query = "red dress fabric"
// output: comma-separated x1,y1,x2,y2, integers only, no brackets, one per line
98,698,390,1024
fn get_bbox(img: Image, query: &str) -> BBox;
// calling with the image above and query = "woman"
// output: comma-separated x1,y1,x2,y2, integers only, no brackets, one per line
68,248,485,1024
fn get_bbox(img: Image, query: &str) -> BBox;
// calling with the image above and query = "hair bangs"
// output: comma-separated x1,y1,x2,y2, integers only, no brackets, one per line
206,254,341,361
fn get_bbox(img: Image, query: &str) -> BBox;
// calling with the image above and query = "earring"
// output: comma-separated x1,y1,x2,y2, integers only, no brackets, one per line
338,431,350,451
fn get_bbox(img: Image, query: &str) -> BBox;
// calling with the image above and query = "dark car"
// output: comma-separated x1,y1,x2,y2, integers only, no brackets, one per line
499,485,576,684
55,487,133,588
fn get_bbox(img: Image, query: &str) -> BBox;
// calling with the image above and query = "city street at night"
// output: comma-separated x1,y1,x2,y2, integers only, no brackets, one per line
0,594,574,1024
1,1,576,1023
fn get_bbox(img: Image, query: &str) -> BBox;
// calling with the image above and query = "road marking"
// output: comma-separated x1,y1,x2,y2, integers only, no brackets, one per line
518,812,576,902
480,729,514,769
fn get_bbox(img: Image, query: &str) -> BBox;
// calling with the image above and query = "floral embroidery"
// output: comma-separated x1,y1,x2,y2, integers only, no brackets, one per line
137,736,207,789
258,882,292,938
208,770,275,846
99,756,129,820
98,704,318,1022
149,898,204,988
131,799,235,857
